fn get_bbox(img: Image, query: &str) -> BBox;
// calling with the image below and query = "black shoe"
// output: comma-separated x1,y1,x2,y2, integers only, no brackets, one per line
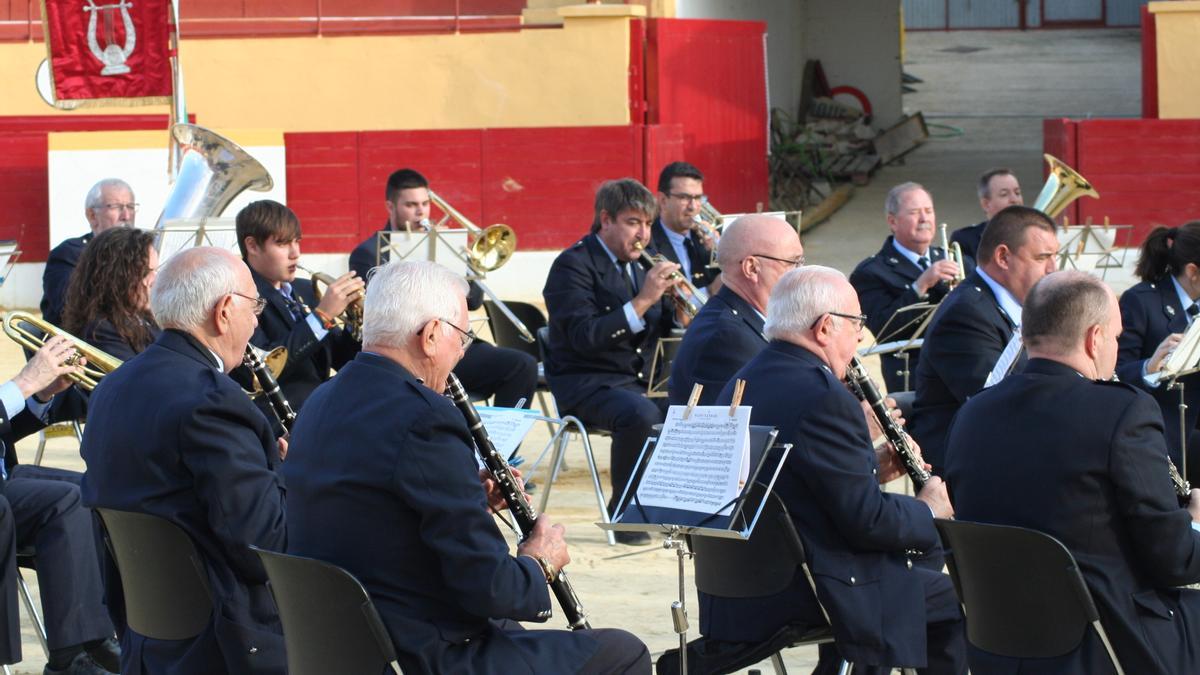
43,651,117,675
84,637,120,673
614,530,652,546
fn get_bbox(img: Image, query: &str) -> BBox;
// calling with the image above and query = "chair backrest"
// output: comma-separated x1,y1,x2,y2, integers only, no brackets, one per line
94,508,213,640
252,547,399,675
692,483,810,598
934,519,1109,661
536,325,551,365
483,300,547,360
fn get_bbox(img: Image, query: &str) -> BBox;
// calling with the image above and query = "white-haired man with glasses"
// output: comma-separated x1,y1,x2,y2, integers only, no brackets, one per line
81,247,288,675
284,260,650,674
668,214,804,406
41,178,137,326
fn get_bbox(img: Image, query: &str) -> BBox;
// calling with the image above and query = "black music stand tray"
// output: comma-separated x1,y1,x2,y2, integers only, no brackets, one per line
860,301,936,391
598,425,791,675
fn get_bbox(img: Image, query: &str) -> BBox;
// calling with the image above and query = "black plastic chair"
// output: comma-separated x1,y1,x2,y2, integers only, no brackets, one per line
678,483,851,675
934,519,1126,674
94,508,213,640
252,547,402,675
485,300,556,419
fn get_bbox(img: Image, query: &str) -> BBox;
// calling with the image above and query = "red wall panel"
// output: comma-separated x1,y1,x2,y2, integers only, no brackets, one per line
0,134,49,261
644,18,769,214
1042,117,1080,225
1142,6,1158,119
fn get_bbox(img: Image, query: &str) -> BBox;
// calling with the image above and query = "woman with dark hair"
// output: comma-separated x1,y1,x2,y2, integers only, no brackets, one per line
61,227,160,361
1117,221,1200,481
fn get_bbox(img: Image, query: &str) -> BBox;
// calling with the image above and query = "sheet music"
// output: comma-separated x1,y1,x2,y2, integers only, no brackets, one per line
635,405,751,516
476,406,539,460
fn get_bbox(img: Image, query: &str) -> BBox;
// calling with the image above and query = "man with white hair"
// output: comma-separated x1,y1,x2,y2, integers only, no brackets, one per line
41,178,136,326
284,260,651,674
946,271,1200,673
668,214,804,405
670,266,965,675
81,247,287,675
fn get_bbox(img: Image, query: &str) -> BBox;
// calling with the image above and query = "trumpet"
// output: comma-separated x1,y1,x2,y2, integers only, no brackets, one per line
2,311,123,391
632,241,704,319
939,223,966,288
298,265,363,341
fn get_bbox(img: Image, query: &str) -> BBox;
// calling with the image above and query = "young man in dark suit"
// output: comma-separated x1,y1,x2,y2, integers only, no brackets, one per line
81,247,288,675
850,182,968,393
946,270,1200,674
238,200,363,412
348,168,537,408
543,178,680,545
687,265,964,675
668,214,803,406
283,260,650,674
650,162,720,297
909,205,1059,473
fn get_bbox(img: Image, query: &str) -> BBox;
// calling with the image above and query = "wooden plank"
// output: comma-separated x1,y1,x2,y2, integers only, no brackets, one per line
873,112,929,165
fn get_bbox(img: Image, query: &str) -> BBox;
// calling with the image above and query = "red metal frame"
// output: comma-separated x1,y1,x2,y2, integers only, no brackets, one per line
1141,5,1158,119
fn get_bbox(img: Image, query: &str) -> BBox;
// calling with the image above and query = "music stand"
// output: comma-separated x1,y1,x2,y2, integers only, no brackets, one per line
1146,317,1200,479
0,241,21,289
598,423,790,675
157,217,240,257
1056,221,1133,280
646,336,684,398
860,301,936,391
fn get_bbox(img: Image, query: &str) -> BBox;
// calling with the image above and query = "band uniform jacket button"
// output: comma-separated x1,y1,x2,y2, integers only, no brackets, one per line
249,647,258,654
636,347,642,354
907,559,913,570
849,576,856,585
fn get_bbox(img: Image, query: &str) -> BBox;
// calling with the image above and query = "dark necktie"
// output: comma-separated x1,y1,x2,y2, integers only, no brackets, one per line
281,291,306,322
917,256,930,271
618,260,636,296
1188,303,1199,319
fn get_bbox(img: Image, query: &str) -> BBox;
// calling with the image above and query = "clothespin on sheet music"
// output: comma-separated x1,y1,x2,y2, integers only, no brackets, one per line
683,384,703,420
728,379,746,417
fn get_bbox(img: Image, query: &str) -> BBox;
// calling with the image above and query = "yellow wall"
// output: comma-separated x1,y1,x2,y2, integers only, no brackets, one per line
1151,1,1200,119
0,11,633,131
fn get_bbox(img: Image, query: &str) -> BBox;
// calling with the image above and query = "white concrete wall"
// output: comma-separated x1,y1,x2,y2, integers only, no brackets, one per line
676,0,903,129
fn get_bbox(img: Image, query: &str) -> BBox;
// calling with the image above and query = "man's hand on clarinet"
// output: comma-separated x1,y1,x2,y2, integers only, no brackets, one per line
518,516,571,572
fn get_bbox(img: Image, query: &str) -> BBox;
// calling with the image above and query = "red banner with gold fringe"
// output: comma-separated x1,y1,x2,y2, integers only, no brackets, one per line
41,0,173,109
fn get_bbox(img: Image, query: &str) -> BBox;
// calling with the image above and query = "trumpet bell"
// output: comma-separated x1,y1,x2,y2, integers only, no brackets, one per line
1032,153,1099,219
468,224,517,272
2,311,124,391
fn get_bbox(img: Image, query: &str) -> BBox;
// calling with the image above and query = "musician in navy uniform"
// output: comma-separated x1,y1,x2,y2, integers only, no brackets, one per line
41,179,136,326
284,260,650,674
949,168,1024,262
543,178,679,546
681,266,964,675
238,200,363,412
1116,222,1200,483
348,168,537,408
0,338,118,675
649,162,720,296
81,247,288,675
850,183,969,393
910,206,1059,473
946,270,1200,674
668,214,803,406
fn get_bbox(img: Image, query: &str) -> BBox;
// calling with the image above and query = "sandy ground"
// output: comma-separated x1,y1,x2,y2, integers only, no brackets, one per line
2,26,1142,675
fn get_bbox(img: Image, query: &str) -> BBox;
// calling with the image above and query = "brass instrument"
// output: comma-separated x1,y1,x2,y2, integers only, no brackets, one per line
939,223,966,288
632,241,704,319
298,265,363,341
2,311,123,391
1032,153,1099,219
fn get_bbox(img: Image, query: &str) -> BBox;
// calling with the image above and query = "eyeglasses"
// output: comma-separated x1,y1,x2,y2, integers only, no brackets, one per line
748,253,805,268
101,203,139,213
230,292,267,315
810,312,867,331
440,318,476,349
668,192,707,205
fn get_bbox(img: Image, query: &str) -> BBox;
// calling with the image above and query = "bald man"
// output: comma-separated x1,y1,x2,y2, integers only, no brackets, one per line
668,215,804,405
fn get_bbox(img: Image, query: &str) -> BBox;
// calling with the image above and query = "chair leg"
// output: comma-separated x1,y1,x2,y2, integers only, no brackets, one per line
536,391,557,436
388,660,403,674
836,660,852,675
34,431,47,467
3,663,11,674
567,417,615,546
769,651,788,675
16,569,49,658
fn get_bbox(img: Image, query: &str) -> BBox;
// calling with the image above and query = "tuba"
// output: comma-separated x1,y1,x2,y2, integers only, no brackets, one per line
2,311,123,391
154,123,274,249
298,265,363,342
1032,153,1098,219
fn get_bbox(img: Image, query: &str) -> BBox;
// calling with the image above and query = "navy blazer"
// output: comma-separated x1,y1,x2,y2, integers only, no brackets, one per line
946,358,1200,674
248,268,358,411
910,270,1020,471
850,236,970,343
80,329,287,675
349,226,484,308
40,232,90,326
709,342,941,667
81,317,161,362
284,352,598,674
667,285,765,405
543,234,674,411
1116,277,1200,467
650,218,720,290
949,220,986,263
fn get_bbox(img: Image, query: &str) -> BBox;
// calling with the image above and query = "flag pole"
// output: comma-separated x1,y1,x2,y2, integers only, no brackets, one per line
168,0,186,179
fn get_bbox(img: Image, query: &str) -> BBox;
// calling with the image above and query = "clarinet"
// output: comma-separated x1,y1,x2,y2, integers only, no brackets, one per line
845,356,932,491
243,345,297,432
1169,457,1191,506
444,373,591,630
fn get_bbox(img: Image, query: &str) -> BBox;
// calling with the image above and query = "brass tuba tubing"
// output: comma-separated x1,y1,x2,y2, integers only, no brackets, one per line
1,311,124,391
